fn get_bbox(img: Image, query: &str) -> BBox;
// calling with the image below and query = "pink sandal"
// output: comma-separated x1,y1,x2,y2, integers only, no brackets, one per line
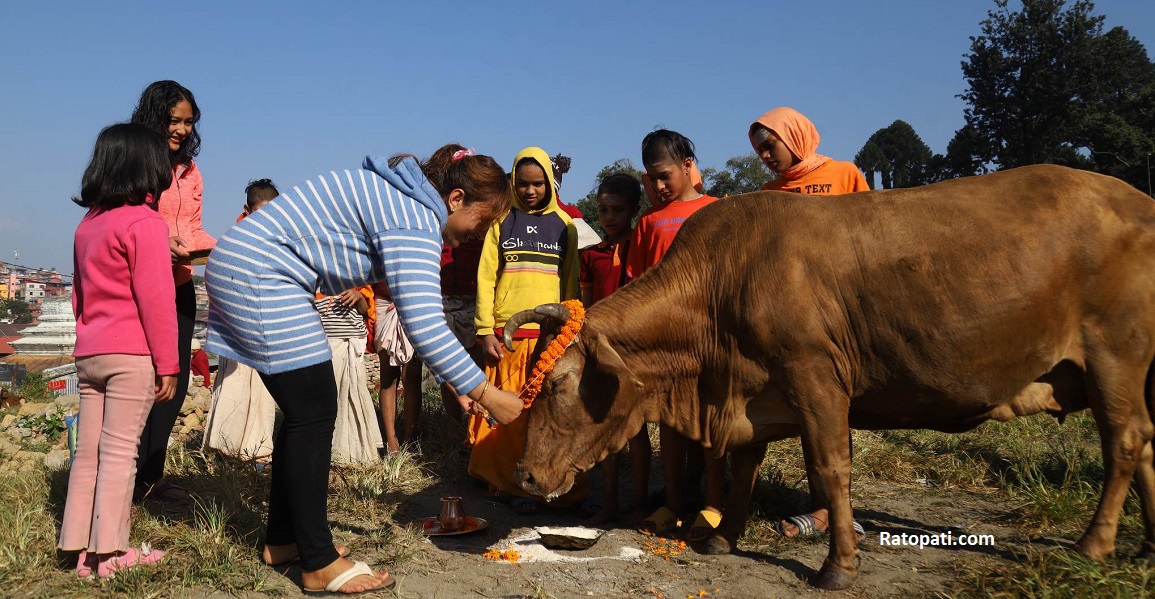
96,544,166,579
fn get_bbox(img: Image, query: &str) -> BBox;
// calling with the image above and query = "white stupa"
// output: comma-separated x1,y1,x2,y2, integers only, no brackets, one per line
9,295,76,355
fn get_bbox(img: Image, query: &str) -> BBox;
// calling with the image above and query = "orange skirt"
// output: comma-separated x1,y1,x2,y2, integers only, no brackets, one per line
467,338,588,505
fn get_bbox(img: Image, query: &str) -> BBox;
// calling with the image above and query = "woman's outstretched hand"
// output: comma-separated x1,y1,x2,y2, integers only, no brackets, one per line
469,383,523,425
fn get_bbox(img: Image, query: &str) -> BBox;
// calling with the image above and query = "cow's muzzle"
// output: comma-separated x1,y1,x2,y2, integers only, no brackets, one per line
515,462,574,502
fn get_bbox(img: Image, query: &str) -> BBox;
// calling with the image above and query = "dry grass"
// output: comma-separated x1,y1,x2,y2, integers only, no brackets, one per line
0,386,452,598
947,548,1155,598
736,411,1153,597
2,385,1153,597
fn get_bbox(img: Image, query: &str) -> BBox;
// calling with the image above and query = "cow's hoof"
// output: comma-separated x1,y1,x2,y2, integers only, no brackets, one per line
701,535,732,555
1074,540,1113,562
813,567,857,591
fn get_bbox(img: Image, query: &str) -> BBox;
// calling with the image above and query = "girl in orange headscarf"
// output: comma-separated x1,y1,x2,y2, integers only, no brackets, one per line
749,107,869,543
749,107,869,195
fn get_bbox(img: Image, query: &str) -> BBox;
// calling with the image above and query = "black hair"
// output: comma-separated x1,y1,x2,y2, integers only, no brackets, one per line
551,154,571,185
641,128,697,166
597,173,643,208
244,178,279,206
130,80,201,166
73,123,172,209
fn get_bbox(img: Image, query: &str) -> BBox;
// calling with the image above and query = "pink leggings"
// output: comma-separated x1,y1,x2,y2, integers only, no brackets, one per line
58,354,156,553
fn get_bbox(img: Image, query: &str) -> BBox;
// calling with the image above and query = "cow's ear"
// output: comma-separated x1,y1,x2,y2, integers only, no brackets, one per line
588,328,644,390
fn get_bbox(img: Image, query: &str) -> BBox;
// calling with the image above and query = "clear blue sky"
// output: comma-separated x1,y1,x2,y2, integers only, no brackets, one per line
1,0,1152,276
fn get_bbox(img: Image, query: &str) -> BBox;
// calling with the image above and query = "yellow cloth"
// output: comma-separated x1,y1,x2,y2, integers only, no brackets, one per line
467,338,588,505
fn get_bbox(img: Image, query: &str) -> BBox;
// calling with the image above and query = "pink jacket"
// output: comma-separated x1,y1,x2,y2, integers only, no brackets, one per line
158,160,216,286
72,203,179,376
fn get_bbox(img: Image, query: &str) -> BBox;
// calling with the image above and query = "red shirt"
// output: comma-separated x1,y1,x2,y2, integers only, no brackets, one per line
191,349,210,380
626,195,719,279
580,239,630,305
441,239,483,296
556,201,583,219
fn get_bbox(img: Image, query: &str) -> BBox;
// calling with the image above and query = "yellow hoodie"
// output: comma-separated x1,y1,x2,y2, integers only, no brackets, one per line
475,147,579,337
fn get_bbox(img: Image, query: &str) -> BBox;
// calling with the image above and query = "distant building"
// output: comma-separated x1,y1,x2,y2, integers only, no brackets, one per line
0,295,75,386
24,282,45,304
8,295,75,356
0,263,71,302
0,323,32,357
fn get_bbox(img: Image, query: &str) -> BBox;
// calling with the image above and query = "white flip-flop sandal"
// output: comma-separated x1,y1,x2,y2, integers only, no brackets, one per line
303,560,393,596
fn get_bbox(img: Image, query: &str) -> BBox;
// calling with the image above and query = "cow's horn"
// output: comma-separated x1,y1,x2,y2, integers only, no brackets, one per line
534,303,573,323
503,309,549,351
502,303,572,351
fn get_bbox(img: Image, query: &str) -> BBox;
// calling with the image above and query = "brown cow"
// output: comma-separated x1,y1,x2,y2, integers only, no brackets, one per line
504,165,1155,590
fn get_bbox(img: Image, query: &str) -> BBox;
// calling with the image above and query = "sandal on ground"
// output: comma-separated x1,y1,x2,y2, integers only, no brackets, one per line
264,543,351,567
774,514,865,541
142,480,194,503
97,544,167,579
511,497,541,515
638,506,680,536
303,560,395,595
686,509,722,543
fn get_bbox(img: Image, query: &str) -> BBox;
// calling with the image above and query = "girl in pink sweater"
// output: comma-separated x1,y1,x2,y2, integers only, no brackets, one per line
59,123,179,578
129,80,215,503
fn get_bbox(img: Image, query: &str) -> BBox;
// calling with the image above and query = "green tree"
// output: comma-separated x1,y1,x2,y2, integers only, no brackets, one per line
701,154,766,197
942,124,992,180
855,120,940,188
1071,25,1155,190
0,299,33,324
953,0,1155,191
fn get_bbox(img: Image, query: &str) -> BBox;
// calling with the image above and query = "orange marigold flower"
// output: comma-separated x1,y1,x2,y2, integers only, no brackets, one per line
519,299,585,408
482,547,521,563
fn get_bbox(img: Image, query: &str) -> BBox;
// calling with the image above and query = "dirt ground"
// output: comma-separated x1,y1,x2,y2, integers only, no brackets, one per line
201,467,1055,599
372,479,1028,599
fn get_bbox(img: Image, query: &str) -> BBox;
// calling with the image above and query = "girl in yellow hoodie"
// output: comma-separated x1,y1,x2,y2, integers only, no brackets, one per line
469,146,586,513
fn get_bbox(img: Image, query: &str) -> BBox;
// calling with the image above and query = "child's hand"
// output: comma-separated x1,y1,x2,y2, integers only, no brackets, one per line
169,236,190,262
481,335,504,364
335,289,362,308
155,375,178,402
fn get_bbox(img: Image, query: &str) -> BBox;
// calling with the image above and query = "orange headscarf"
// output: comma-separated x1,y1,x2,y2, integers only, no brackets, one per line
749,107,832,181
641,162,705,208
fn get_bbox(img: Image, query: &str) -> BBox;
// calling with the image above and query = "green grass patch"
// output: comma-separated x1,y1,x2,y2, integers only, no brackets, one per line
950,549,1155,598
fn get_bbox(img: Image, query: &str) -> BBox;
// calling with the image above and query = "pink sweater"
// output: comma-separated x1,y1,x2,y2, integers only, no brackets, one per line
158,160,216,286
72,203,180,376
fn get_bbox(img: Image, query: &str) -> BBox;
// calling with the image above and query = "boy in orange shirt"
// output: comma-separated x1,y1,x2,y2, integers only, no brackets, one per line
749,107,869,194
627,129,724,543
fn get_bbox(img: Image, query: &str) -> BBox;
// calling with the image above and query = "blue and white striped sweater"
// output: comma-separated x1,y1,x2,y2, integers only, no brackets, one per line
205,156,486,394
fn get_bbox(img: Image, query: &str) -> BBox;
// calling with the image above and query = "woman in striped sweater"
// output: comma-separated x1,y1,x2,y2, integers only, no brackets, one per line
205,144,522,595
